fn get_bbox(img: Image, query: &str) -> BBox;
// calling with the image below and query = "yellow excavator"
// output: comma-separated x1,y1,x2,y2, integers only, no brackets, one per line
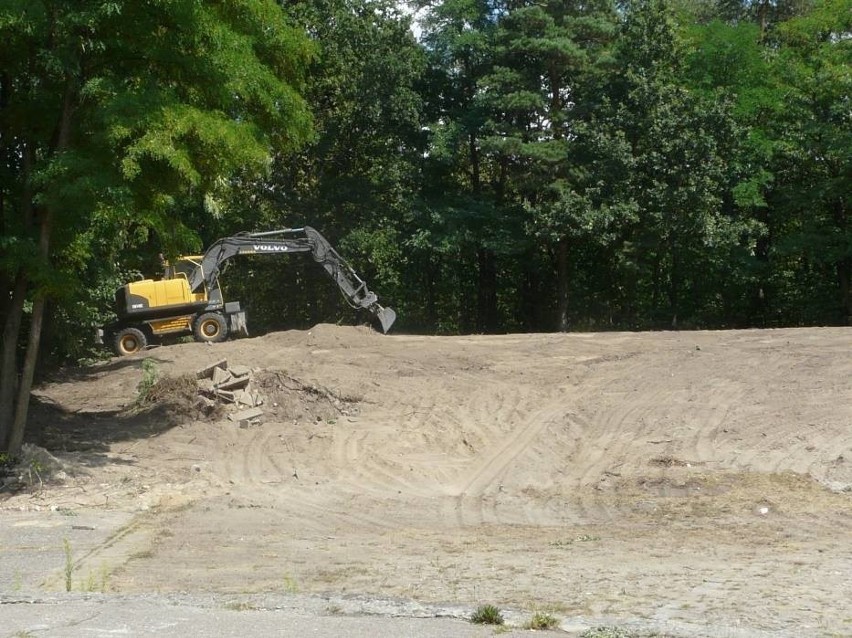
101,227,396,356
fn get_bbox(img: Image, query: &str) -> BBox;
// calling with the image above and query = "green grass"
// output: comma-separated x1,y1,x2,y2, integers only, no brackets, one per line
470,604,504,625
136,358,159,404
282,573,299,593
81,564,110,593
63,538,73,592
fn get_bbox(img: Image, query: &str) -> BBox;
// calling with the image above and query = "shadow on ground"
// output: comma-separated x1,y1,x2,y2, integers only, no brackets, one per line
25,388,202,463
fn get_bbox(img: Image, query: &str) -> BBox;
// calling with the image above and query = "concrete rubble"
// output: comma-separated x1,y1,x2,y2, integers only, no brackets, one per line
195,359,265,425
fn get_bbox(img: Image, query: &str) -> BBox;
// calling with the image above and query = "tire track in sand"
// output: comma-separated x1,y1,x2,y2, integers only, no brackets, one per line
445,400,575,527
329,380,527,499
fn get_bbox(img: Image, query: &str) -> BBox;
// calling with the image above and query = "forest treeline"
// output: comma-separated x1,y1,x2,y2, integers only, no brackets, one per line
0,0,849,449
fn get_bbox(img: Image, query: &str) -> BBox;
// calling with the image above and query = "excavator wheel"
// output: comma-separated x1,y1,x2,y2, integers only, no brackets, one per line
193,312,229,344
113,327,147,356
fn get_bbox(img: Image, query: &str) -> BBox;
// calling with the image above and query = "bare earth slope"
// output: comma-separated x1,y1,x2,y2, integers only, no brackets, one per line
5,326,852,636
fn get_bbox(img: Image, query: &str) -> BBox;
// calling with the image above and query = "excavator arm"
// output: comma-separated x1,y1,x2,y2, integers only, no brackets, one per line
187,227,396,333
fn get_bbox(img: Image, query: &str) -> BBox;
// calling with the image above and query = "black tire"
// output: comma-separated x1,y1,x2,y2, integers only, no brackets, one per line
193,312,229,343
113,327,147,356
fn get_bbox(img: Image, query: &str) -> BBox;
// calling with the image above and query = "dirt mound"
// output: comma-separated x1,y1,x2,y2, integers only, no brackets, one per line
253,370,359,423
5,325,852,636
138,373,201,412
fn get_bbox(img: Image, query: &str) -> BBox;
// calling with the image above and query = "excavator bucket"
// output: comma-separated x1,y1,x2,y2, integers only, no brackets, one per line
373,306,396,334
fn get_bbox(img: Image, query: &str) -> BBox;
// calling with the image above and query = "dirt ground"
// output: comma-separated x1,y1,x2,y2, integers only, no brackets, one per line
3,326,851,636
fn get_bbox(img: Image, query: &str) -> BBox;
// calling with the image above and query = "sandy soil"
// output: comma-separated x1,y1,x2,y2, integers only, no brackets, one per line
3,326,851,636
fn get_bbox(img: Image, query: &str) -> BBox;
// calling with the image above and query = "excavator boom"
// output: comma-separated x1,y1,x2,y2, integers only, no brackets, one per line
188,227,395,333
105,225,396,356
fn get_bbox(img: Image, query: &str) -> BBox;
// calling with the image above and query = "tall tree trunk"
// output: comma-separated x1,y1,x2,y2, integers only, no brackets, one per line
0,72,8,317
7,203,51,454
756,0,770,42
425,258,438,332
469,128,498,332
669,241,680,329
833,199,850,325
0,273,9,327
0,273,28,449
4,75,73,453
0,190,6,326
8,293,45,454
458,247,476,334
754,227,771,327
549,68,562,137
556,237,569,332
839,256,851,326
549,66,569,333
477,248,498,333
472,132,499,333
469,132,480,193
0,137,34,452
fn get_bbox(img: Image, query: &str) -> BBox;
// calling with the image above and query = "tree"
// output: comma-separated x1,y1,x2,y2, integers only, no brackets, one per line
682,19,776,324
479,0,618,330
684,0,850,325
768,0,851,323
209,0,425,332
585,0,745,326
416,0,508,332
0,0,313,454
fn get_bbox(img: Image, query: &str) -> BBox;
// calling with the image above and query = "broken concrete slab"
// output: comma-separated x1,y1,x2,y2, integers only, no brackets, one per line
213,389,236,403
229,365,251,378
196,359,228,380
228,407,263,422
212,366,232,386
195,360,261,411
197,378,214,393
217,376,250,392
236,389,254,407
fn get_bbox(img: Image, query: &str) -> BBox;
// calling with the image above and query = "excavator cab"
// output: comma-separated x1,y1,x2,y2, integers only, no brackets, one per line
163,255,203,283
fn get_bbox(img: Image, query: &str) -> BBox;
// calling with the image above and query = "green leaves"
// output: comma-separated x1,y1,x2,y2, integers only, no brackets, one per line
3,0,313,238
0,0,315,373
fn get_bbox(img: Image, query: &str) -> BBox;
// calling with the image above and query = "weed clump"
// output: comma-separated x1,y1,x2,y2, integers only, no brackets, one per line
138,374,198,406
63,538,73,592
525,611,559,630
470,604,504,625
135,369,200,415
136,358,159,404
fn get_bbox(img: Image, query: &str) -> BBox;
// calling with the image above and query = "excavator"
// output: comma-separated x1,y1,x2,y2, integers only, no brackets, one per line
102,227,396,356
